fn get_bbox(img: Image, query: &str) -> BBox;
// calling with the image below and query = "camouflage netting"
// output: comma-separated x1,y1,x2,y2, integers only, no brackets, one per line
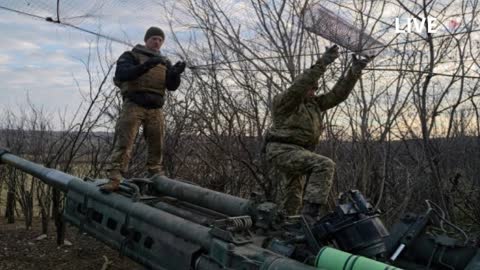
302,3,385,57
0,0,175,46
1,0,387,55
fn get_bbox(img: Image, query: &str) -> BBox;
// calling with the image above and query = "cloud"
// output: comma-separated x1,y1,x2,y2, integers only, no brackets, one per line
0,54,10,65
0,8,123,124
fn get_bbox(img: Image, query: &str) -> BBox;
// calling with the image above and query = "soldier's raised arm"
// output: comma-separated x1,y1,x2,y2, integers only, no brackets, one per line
314,54,373,111
273,45,339,114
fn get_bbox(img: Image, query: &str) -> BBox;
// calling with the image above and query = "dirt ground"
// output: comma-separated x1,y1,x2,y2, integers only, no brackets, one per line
0,217,143,270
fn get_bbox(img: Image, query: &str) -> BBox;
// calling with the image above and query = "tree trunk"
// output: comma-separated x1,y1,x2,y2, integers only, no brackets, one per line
40,206,49,234
5,190,15,224
52,188,65,245
24,191,33,230
0,175,3,209
38,193,50,234
37,184,51,234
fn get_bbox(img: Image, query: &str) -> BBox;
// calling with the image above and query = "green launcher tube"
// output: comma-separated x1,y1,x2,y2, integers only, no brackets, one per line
315,247,402,270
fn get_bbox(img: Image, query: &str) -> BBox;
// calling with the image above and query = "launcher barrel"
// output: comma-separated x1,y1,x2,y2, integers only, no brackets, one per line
151,175,252,217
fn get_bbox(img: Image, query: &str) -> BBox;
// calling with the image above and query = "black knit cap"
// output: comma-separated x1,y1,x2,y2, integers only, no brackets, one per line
144,26,165,41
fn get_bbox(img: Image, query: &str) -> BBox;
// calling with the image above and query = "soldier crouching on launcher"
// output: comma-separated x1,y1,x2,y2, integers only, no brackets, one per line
265,45,373,218
101,27,186,192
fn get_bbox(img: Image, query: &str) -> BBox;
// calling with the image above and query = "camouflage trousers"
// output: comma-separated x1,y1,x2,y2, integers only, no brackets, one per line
265,142,335,215
108,99,165,180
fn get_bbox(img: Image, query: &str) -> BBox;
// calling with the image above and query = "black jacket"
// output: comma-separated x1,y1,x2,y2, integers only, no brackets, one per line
114,45,181,108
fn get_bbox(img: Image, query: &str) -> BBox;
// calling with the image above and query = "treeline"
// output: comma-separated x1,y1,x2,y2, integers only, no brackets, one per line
1,125,479,230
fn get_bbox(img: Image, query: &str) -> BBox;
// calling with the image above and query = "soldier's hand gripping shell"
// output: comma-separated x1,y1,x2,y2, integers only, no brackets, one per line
319,45,340,65
351,54,374,75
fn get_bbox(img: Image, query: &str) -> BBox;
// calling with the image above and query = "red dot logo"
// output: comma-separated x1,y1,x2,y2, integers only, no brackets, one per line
448,19,460,31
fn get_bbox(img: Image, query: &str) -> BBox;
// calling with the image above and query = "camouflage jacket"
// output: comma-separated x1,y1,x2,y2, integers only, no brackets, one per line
267,60,362,148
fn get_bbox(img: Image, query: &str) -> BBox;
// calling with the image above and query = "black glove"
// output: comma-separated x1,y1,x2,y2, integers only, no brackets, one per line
351,54,374,74
170,61,187,75
319,45,340,65
143,56,166,69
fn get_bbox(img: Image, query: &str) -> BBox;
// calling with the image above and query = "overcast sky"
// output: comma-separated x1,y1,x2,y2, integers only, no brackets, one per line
0,10,95,115
0,0,471,129
0,0,184,126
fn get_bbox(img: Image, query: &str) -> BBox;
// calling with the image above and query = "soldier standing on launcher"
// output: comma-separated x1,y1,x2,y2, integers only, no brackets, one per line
265,45,373,217
102,26,186,192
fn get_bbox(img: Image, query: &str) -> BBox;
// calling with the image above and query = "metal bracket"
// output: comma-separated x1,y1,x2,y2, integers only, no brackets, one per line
209,227,253,245
119,182,141,201
121,178,156,201
213,216,253,232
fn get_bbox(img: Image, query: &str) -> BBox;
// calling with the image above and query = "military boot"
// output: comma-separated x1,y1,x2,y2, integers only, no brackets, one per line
301,201,330,222
100,171,122,193
146,169,164,178
316,203,329,219
100,179,120,193
301,201,321,218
